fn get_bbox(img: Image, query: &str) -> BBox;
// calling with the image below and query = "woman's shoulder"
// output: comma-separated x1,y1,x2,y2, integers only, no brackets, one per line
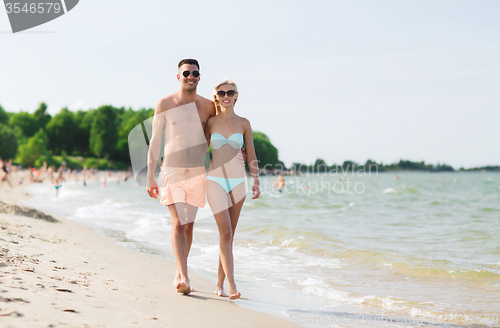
206,115,217,125
206,115,218,131
237,116,251,128
230,114,247,123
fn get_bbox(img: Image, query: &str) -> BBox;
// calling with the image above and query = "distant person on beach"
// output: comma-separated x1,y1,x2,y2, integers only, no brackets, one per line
272,174,285,192
32,168,43,183
47,165,55,184
145,59,219,294
29,167,34,183
6,159,13,173
102,171,110,188
205,79,260,300
57,165,66,183
0,158,13,189
82,166,87,186
54,167,64,197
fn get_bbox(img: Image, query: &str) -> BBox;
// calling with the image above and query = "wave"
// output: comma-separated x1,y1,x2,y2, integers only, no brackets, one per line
336,248,500,280
481,207,500,212
383,186,419,194
296,278,499,327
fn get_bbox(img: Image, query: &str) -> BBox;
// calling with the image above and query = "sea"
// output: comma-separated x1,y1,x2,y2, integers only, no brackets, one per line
24,171,500,328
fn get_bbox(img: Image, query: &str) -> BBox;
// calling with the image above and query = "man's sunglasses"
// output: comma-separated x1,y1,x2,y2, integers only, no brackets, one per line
182,70,200,78
217,90,237,98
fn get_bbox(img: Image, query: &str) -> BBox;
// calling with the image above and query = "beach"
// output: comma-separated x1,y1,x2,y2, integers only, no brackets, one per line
0,175,298,328
1,170,499,328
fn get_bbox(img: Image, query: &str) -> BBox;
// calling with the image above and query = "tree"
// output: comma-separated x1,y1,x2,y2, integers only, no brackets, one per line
17,129,48,167
252,132,279,169
291,162,303,173
33,102,51,129
0,105,9,125
314,158,328,173
0,124,18,160
90,105,117,159
342,160,357,170
74,109,95,156
45,107,78,154
9,111,39,139
116,108,152,162
435,163,455,172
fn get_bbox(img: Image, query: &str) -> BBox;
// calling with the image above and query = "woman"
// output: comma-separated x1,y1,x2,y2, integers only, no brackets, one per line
0,158,13,189
205,79,260,300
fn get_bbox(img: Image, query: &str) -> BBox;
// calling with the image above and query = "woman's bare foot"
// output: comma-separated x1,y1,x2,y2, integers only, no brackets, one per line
228,285,240,300
229,292,241,300
216,285,228,297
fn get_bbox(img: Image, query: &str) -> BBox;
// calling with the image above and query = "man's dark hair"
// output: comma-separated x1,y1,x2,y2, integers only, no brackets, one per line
178,59,199,71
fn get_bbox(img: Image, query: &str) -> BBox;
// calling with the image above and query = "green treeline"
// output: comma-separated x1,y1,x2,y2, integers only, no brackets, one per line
0,103,282,170
289,159,500,173
3,103,497,172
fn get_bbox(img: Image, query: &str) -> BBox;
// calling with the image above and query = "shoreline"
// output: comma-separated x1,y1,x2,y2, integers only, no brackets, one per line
0,175,299,327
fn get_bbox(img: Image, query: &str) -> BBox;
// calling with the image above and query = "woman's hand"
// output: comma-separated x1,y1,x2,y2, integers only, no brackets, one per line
146,179,159,199
251,182,261,199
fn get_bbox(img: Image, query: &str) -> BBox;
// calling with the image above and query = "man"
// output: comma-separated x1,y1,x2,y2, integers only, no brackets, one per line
146,59,215,294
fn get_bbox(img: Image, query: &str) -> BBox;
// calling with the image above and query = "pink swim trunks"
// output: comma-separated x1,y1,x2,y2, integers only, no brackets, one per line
158,166,207,208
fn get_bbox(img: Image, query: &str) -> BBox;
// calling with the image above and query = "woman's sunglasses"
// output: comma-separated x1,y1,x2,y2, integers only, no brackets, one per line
182,70,200,78
217,90,237,98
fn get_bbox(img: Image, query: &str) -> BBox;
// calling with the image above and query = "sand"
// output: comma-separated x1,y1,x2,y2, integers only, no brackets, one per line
0,175,298,328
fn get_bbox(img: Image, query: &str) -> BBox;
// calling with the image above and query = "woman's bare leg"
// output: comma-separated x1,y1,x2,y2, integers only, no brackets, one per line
207,180,231,296
212,207,239,298
213,182,246,299
5,176,13,189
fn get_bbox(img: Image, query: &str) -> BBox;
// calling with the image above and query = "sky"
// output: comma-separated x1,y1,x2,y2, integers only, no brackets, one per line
1,0,499,169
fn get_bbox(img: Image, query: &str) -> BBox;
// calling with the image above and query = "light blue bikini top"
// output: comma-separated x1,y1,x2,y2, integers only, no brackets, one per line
211,133,244,150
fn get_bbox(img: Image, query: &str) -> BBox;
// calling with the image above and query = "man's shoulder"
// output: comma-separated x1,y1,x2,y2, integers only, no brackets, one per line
196,95,216,115
196,94,213,104
196,95,215,107
156,93,179,113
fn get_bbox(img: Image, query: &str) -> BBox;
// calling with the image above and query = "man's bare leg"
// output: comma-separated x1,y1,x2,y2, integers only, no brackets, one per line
172,203,199,293
169,203,191,294
184,204,199,255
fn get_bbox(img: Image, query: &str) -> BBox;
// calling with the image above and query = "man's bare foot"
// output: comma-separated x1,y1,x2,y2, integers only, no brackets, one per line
176,282,192,294
173,276,193,294
216,286,228,297
229,292,241,300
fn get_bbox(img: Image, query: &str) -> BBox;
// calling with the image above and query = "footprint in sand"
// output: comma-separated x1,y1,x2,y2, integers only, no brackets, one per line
0,296,29,303
63,309,78,313
0,311,23,317
54,288,73,293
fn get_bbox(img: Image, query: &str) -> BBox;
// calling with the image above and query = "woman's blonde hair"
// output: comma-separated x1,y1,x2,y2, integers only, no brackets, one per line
213,79,238,115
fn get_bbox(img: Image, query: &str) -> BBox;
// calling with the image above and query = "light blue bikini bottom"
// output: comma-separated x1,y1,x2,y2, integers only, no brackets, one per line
207,176,245,193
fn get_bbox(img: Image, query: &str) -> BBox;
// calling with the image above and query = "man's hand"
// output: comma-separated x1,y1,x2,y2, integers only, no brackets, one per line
237,148,248,165
146,180,159,199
